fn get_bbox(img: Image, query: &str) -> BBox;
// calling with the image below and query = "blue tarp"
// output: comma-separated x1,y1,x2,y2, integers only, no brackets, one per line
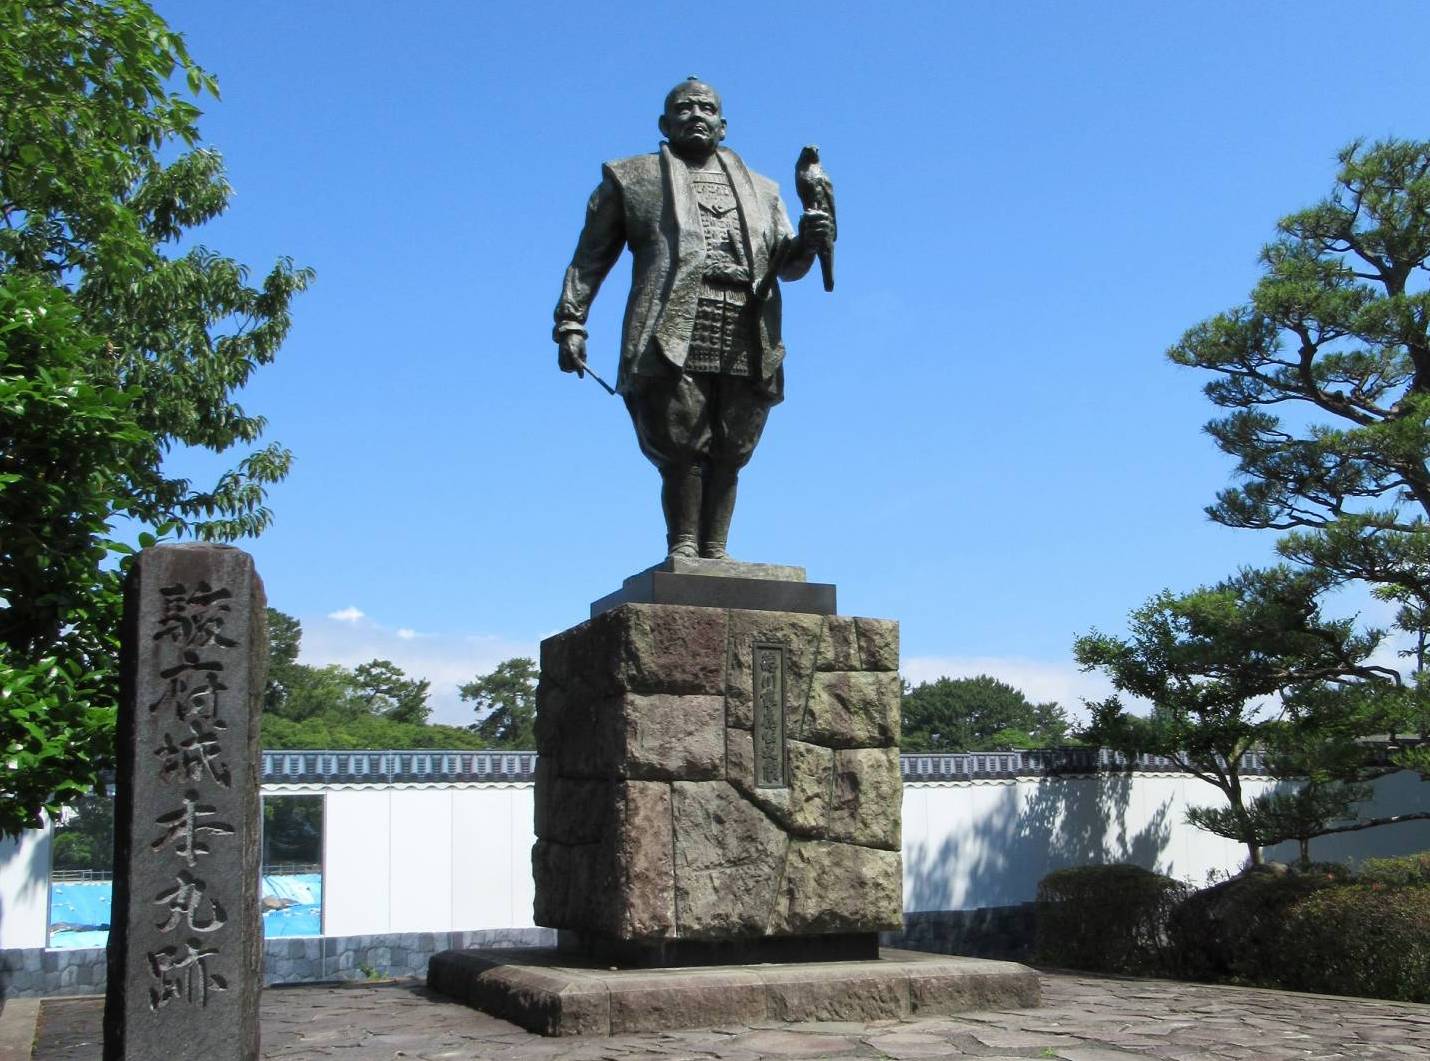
47,872,324,948
262,873,322,937
48,881,111,950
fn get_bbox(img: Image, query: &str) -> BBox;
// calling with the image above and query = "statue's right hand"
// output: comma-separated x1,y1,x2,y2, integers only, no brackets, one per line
557,333,586,378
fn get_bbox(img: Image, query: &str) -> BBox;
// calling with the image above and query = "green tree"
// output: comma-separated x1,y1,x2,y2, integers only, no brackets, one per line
51,793,114,873
1075,566,1394,866
900,674,1070,752
263,607,304,713
0,278,147,834
261,712,489,751
353,658,431,725
1169,138,1430,772
1198,683,1430,865
461,658,538,748
257,609,481,750
0,1,310,835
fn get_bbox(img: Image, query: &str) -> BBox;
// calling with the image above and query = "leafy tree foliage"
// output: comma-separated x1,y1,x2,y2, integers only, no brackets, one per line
259,609,481,750
2,0,313,539
261,711,488,751
900,674,1070,752
1075,567,1395,865
0,278,145,834
353,659,431,725
51,793,114,872
0,1,310,835
1170,138,1430,769
461,658,538,748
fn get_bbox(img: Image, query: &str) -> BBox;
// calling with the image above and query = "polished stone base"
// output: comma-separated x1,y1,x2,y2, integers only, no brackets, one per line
426,947,1040,1037
591,558,835,616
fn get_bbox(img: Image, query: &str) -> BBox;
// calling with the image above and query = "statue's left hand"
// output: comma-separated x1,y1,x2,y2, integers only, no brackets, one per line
799,210,835,256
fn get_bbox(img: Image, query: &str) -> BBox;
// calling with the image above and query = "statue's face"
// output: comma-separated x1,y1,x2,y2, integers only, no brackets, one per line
659,84,726,157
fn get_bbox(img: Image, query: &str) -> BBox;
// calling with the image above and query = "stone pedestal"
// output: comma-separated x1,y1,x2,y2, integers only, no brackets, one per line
533,577,903,961
430,563,1041,1033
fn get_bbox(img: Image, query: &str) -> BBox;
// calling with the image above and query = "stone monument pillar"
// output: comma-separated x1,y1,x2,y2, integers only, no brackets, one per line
103,545,266,1061
533,559,903,965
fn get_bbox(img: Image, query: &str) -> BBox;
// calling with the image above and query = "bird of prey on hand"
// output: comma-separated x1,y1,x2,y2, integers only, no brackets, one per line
795,144,836,292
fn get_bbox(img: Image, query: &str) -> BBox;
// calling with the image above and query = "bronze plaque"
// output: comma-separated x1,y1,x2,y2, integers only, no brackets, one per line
753,642,786,788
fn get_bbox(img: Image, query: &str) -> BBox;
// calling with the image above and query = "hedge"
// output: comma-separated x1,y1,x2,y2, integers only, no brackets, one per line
1167,866,1338,982
1278,885,1430,1003
1035,864,1190,974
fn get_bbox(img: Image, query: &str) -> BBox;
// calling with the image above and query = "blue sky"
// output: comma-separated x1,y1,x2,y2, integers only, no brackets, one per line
150,0,1430,725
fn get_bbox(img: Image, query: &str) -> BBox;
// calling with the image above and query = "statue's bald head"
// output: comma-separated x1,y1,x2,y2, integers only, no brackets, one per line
659,76,727,160
664,76,722,114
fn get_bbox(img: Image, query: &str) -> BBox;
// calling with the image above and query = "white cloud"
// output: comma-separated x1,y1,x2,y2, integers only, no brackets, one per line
326,606,365,623
396,628,417,640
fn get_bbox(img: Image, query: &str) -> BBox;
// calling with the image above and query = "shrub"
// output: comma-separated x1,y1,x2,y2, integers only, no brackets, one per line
1167,865,1335,982
1295,860,1353,882
1278,885,1430,1003
1035,864,1190,974
1358,852,1430,887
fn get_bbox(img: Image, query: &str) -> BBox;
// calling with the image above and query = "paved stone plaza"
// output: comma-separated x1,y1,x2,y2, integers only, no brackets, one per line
11,969,1429,1059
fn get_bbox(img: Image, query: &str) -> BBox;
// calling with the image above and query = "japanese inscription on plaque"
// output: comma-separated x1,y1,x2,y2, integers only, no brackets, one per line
104,545,265,1061
752,642,786,788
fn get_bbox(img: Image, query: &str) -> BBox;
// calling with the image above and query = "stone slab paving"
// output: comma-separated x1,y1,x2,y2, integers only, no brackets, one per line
22,970,1430,1059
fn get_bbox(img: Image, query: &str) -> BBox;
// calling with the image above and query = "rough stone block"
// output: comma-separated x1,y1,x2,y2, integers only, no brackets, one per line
726,732,832,836
613,782,675,937
831,747,902,849
623,693,724,779
613,605,728,695
855,617,900,671
672,781,787,937
801,671,901,747
772,841,903,934
539,776,610,846
816,616,862,672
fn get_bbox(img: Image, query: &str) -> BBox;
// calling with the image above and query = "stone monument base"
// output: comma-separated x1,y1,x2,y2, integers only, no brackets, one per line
427,947,1040,1037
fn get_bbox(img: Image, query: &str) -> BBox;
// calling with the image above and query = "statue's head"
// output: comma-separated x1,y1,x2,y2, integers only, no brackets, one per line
659,77,725,159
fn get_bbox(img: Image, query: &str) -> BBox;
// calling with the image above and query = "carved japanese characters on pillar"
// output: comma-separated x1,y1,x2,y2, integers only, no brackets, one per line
104,545,266,1061
753,642,786,788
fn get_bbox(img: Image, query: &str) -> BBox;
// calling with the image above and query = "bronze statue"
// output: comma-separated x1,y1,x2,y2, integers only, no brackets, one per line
553,78,835,561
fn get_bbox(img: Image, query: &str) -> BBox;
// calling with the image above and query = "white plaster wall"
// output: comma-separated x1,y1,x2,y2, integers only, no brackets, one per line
322,786,536,937
903,771,1430,911
903,774,1277,911
5,773,1426,944
323,789,391,935
1262,768,1430,866
0,818,51,949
